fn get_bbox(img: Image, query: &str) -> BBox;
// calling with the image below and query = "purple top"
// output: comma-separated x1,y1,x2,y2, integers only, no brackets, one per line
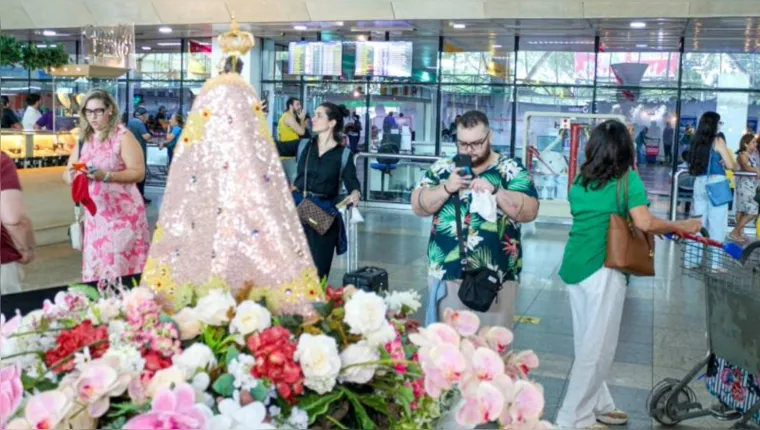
35,110,54,130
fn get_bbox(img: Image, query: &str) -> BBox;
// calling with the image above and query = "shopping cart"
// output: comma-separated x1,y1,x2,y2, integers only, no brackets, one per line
648,232,760,428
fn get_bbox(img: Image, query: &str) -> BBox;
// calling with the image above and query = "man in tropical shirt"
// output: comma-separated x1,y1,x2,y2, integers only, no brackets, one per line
411,110,539,328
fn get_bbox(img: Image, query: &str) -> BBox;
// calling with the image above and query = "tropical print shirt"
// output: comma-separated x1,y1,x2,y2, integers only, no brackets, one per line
418,154,538,282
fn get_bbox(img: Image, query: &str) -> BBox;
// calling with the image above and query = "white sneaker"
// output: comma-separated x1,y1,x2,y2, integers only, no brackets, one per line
596,409,628,425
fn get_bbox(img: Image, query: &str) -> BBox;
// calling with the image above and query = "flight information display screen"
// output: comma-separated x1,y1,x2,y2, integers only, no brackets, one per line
354,41,413,77
288,41,343,76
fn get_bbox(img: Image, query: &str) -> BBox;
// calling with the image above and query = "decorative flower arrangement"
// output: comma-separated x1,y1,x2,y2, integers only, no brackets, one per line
0,284,549,429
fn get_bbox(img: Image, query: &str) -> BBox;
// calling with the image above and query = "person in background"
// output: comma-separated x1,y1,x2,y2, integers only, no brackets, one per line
21,94,42,130
382,111,397,135
634,127,651,166
275,102,361,280
127,106,153,204
728,134,760,242
556,120,701,429
686,111,736,269
156,105,168,128
680,125,694,160
0,152,36,294
64,89,149,287
1,96,21,129
277,97,306,143
160,112,184,166
662,119,675,164
34,107,54,131
411,110,539,329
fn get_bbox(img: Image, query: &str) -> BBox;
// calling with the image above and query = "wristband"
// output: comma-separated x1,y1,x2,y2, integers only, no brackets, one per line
443,183,453,194
491,186,499,195
103,172,113,182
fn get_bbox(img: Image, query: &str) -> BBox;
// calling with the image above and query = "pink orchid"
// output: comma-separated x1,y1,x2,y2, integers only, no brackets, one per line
5,390,72,430
483,326,514,354
0,366,23,427
470,347,505,382
443,309,480,337
499,380,545,426
60,357,131,418
123,383,208,430
0,312,21,354
456,381,505,427
506,350,540,377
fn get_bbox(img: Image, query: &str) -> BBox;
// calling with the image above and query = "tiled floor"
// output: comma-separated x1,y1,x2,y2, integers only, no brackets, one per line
6,185,753,429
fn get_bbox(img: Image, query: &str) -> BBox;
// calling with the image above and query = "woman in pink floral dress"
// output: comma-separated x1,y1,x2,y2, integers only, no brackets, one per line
65,89,150,285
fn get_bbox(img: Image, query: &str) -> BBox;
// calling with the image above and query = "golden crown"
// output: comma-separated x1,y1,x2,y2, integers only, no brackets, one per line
217,17,254,56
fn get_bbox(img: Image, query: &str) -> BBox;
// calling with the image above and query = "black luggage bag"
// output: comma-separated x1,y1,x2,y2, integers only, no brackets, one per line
342,266,389,293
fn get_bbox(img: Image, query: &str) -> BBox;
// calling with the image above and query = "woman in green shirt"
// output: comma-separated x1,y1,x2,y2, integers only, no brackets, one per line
556,120,701,429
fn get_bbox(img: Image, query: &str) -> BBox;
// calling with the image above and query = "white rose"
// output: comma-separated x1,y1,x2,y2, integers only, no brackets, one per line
230,301,271,337
173,343,217,376
343,290,388,336
92,298,121,323
194,289,236,326
384,291,422,314
122,287,155,313
339,341,380,384
146,366,187,397
365,321,397,348
294,334,341,394
172,308,202,340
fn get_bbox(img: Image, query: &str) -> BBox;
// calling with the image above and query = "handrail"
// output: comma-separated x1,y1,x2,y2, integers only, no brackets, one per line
353,151,442,163
670,169,759,221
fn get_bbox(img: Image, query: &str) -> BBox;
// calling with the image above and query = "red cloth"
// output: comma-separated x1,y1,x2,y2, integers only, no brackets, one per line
0,153,22,264
72,174,97,216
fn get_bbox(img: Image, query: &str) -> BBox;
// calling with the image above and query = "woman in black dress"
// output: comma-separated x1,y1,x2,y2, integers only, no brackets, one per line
277,103,361,280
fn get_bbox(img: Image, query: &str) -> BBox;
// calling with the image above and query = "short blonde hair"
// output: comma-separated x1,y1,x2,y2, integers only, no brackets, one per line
79,88,120,142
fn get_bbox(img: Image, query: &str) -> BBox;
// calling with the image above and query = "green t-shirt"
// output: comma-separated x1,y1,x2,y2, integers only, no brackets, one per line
559,170,650,285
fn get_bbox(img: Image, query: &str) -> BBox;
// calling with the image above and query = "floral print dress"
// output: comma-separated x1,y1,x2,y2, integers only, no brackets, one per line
79,125,150,283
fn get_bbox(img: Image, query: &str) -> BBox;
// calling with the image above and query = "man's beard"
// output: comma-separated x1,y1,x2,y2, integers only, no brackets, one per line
472,146,492,167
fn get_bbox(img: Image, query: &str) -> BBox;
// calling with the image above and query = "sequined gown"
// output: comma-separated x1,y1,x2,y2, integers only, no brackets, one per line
80,125,150,283
141,73,323,316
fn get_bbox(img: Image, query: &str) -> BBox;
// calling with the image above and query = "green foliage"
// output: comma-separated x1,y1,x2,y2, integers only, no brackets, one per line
249,382,270,402
395,386,415,416
343,388,376,430
21,373,56,392
299,390,345,424
0,36,69,69
68,284,101,301
224,345,239,367
211,373,235,397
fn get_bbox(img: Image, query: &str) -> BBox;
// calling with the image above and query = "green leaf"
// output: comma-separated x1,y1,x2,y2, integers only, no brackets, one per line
277,315,304,332
342,388,376,430
480,221,499,233
212,373,235,397
20,373,56,392
299,391,344,424
443,247,460,263
358,394,390,417
224,346,239,367
249,383,270,402
396,386,415,416
68,284,101,301
312,301,334,318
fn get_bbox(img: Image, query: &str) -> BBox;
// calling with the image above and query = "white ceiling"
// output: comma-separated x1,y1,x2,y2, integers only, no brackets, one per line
1,0,760,30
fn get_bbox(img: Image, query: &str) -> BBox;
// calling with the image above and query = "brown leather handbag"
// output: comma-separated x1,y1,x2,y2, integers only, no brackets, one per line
604,172,655,277
296,145,335,235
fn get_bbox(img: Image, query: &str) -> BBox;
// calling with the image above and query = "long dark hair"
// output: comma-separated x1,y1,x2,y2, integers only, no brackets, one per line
320,102,349,143
687,111,721,176
578,119,635,190
736,133,755,155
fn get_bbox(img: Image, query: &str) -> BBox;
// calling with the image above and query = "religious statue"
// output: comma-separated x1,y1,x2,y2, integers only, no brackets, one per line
140,19,323,316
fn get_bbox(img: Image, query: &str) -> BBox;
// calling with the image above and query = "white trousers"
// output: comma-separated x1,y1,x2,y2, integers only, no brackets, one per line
556,267,626,429
0,262,24,294
690,175,729,269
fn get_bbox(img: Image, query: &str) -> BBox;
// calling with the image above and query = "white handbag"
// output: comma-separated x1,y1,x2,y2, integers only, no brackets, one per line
69,205,84,251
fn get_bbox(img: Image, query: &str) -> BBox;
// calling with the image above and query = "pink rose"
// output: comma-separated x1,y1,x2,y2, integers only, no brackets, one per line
0,366,23,427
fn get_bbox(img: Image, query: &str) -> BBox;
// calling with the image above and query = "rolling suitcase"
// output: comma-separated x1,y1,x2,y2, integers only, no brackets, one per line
342,267,388,293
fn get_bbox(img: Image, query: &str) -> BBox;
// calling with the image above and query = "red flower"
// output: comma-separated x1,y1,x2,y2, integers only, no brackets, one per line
44,320,109,373
247,327,304,403
142,349,172,377
325,287,345,306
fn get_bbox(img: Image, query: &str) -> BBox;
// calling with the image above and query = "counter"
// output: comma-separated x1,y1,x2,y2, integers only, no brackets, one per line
17,166,73,246
1,130,76,169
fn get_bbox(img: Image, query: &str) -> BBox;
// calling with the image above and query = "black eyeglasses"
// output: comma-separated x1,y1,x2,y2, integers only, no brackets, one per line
83,108,106,118
457,133,490,151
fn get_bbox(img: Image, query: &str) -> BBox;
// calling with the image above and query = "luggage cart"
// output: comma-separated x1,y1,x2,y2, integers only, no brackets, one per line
648,235,760,428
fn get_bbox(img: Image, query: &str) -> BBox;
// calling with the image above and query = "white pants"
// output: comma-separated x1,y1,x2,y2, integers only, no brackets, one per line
0,262,24,294
690,175,729,268
556,267,626,429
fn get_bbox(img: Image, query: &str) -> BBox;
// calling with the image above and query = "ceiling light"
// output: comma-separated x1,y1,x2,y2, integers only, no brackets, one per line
492,44,502,48
452,23,466,29
157,42,181,47
357,35,367,41
42,30,56,37
294,25,307,31
141,46,152,51
630,22,646,29
636,44,648,48
335,21,344,26
158,26,172,34
36,44,56,48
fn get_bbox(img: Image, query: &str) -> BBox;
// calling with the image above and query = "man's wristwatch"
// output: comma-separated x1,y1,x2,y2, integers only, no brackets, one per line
491,185,499,195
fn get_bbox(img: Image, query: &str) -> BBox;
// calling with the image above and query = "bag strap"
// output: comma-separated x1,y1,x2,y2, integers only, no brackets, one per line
453,185,468,275
302,143,312,196
338,146,350,195
616,171,631,220
296,138,309,163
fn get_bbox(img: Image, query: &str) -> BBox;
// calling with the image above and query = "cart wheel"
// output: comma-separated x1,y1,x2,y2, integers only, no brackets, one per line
648,379,697,427
739,241,760,268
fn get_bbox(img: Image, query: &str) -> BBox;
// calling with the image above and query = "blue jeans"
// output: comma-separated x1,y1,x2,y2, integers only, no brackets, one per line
690,175,729,268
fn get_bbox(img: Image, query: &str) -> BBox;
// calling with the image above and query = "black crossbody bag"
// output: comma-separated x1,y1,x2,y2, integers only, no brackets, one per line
453,166,501,313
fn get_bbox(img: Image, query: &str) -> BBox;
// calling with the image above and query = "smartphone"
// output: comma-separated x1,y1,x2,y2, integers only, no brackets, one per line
454,154,472,176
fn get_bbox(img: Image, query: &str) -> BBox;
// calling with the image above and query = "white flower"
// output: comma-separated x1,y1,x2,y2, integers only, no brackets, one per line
194,289,236,326
339,341,380,384
172,308,202,340
90,297,121,323
146,366,187,398
384,290,422,314
228,354,259,393
122,287,155,314
207,399,275,430
230,301,271,338
73,346,93,370
343,290,388,336
268,405,282,417
294,334,341,394
102,344,145,374
191,372,215,407
173,343,217,376
365,321,397,348
287,407,309,429
428,264,445,280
